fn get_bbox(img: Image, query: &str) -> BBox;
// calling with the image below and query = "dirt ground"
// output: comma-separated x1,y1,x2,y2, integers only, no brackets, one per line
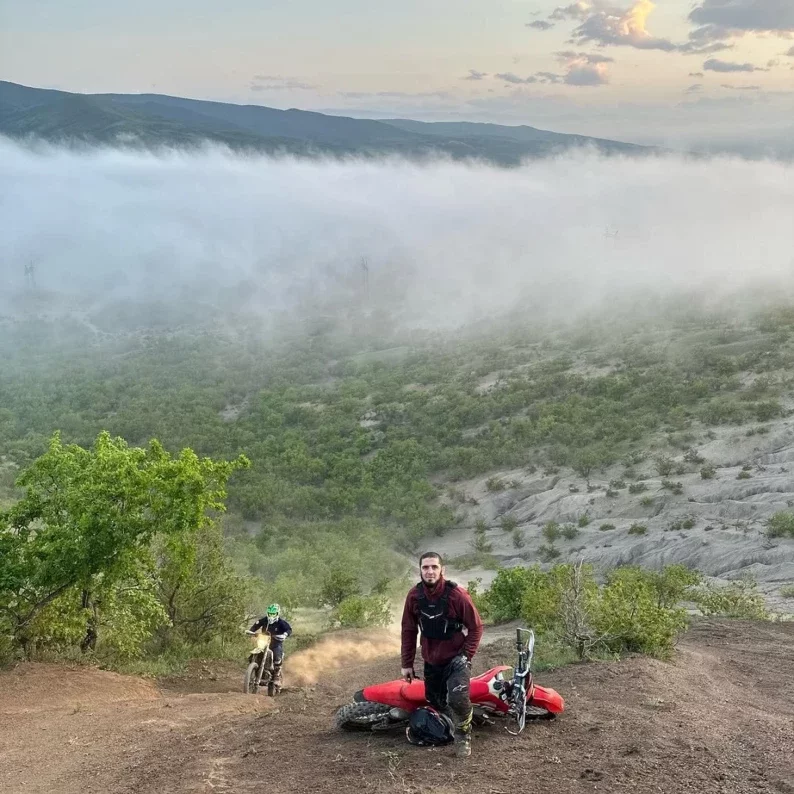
1,619,792,794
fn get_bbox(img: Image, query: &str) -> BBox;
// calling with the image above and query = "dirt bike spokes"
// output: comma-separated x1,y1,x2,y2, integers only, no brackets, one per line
505,627,535,735
244,630,276,695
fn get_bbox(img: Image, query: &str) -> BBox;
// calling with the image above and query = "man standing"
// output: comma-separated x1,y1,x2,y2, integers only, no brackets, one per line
401,552,483,758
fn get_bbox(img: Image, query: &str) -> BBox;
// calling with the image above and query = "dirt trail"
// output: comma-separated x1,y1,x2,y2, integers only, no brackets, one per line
1,620,792,794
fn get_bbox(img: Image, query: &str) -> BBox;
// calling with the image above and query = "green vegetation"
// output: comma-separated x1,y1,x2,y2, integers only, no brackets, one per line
700,463,716,479
3,294,794,666
0,431,248,661
694,579,769,620
767,512,794,539
329,594,391,629
476,563,701,659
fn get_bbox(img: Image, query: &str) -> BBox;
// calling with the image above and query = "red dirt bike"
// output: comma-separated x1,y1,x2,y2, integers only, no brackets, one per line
335,628,564,734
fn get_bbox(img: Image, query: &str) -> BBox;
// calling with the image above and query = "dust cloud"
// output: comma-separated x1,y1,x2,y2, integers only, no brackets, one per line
287,629,398,687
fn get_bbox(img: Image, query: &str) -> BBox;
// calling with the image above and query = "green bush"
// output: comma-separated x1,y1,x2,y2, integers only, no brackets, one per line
700,463,716,479
561,524,580,540
595,567,690,657
779,585,794,599
628,482,648,494
486,567,536,622
512,528,526,549
736,470,751,480
654,455,675,477
500,515,518,532
329,594,391,629
515,563,695,659
767,512,794,539
628,523,648,535
599,523,616,531
471,529,493,554
578,513,591,527
542,521,561,543
694,579,768,620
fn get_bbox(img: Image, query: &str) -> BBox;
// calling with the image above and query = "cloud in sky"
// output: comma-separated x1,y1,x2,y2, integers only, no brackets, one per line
463,69,488,81
703,57,766,72
689,0,794,41
495,52,612,88
541,0,794,58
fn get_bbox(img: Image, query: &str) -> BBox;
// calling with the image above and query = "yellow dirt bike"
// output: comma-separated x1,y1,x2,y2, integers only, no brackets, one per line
244,630,278,696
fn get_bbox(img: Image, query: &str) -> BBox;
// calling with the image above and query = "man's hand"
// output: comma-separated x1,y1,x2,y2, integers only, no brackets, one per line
274,633,288,641
401,667,416,682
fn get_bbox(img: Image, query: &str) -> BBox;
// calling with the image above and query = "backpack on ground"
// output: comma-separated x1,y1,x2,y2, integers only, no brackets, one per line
405,707,455,746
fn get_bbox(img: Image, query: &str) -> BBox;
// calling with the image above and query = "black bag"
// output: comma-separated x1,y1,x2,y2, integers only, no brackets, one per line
406,707,455,746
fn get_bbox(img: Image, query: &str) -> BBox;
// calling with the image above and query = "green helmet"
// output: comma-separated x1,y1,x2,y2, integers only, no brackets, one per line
266,603,280,624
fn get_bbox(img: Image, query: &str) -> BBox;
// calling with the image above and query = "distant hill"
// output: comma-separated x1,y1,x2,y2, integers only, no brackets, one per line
0,80,651,164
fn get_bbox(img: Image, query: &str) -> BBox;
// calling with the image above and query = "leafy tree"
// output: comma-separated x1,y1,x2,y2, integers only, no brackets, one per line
0,431,248,656
319,568,361,608
156,524,252,645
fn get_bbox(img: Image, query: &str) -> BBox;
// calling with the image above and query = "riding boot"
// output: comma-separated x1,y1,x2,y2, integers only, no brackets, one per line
452,709,473,758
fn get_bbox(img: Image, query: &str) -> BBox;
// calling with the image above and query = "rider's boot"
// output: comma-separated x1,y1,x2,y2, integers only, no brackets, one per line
452,709,472,758
453,728,471,758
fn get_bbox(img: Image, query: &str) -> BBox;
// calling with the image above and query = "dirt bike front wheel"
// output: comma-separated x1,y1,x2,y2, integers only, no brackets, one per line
244,661,261,694
335,701,392,731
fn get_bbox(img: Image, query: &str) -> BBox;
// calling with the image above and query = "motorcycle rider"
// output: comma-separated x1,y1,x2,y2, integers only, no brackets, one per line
248,604,292,686
401,552,483,758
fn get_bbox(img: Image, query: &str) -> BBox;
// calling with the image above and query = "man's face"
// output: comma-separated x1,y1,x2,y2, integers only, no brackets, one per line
420,556,443,585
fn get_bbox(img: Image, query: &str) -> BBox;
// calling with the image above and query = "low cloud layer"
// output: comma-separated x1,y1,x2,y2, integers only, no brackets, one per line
2,139,794,330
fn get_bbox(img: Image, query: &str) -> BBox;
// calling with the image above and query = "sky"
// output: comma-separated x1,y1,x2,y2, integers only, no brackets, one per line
1,0,793,150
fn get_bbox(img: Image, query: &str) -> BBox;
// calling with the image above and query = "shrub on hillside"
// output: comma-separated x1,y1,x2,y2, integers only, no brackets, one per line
329,594,391,629
514,563,697,660
767,512,794,539
694,579,768,620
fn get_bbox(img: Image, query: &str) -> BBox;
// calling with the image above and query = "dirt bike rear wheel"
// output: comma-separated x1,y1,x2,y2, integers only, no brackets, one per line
335,701,392,731
244,661,260,694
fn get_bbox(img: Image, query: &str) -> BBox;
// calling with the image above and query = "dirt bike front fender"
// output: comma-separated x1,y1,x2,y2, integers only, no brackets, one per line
528,683,565,714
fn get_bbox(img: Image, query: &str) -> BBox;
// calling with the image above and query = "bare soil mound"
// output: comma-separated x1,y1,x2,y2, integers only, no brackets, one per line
1,620,791,794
